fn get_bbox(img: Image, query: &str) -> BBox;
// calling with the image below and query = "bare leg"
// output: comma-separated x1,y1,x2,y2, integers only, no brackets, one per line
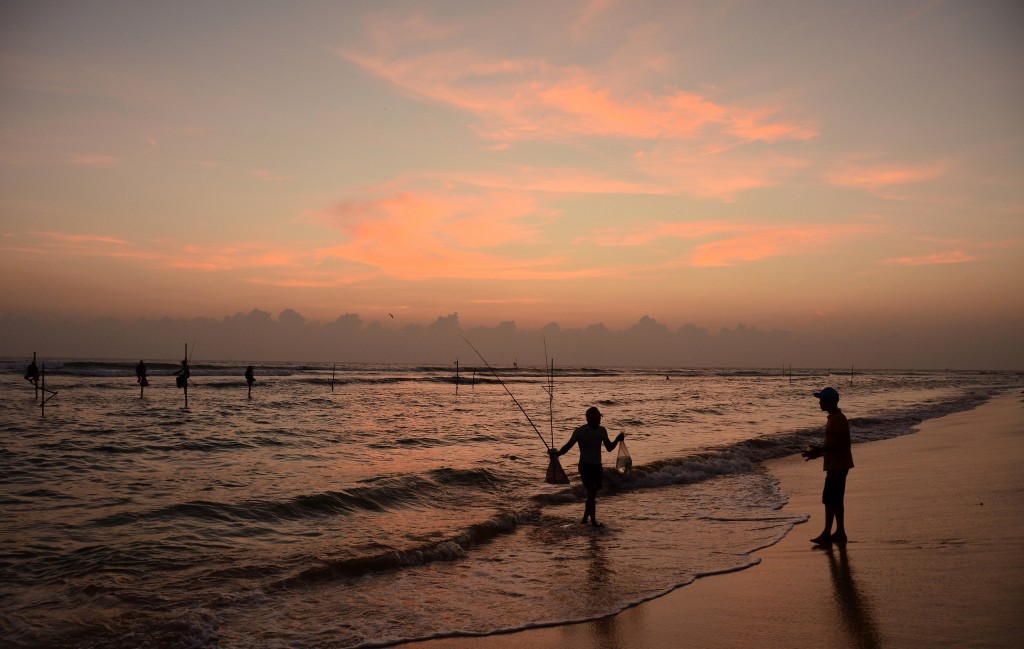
587,489,603,527
582,487,598,525
811,505,836,544
832,505,847,544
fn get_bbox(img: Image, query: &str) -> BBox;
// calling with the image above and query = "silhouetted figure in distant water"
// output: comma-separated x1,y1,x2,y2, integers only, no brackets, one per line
24,360,39,386
174,358,190,389
136,360,148,397
245,365,255,397
550,407,625,527
802,387,854,545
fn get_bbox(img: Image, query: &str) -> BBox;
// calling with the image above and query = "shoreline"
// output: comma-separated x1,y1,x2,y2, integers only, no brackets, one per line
402,389,1024,649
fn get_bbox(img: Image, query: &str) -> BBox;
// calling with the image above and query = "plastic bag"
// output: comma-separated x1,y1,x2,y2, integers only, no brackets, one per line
545,455,570,484
615,440,632,477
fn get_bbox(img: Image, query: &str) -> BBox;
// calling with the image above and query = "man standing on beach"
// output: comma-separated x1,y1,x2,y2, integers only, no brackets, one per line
549,407,624,527
802,387,854,545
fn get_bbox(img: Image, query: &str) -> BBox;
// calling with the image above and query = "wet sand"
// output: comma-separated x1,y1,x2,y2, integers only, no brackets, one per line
405,390,1024,649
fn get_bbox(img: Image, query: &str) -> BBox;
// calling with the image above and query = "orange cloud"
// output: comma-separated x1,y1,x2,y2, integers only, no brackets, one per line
188,160,288,182
690,224,881,266
882,251,976,266
36,231,129,245
310,188,602,280
577,221,737,247
446,167,667,195
365,11,462,50
575,221,884,266
826,156,951,193
410,147,807,201
341,49,817,145
243,267,379,288
7,231,307,275
632,144,811,201
161,242,301,272
572,0,616,41
68,154,122,167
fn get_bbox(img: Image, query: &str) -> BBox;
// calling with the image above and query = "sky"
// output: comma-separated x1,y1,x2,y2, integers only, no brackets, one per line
1,1,1022,368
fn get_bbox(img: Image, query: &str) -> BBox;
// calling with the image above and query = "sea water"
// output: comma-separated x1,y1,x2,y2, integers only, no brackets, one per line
1,360,1020,648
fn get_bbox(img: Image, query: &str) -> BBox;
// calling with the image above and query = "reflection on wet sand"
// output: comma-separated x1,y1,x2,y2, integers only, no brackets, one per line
827,545,881,649
585,535,622,649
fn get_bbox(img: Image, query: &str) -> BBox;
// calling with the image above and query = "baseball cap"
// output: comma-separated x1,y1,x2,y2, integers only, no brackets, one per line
813,387,840,402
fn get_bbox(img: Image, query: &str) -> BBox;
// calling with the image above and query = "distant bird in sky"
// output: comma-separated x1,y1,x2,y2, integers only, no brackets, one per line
388,313,394,319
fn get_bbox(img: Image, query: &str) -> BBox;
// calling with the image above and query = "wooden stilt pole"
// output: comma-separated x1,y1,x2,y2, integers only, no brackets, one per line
331,364,336,393
455,359,459,395
39,361,58,416
184,343,189,409
548,357,554,449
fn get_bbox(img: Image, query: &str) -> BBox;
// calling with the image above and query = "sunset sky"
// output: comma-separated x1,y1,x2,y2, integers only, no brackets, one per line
1,1,1022,367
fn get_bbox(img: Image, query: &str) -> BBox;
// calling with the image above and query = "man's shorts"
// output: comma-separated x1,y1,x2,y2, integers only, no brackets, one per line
578,462,603,491
822,469,849,506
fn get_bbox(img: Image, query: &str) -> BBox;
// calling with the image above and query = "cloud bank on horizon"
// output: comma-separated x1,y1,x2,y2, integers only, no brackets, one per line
0,1,1022,367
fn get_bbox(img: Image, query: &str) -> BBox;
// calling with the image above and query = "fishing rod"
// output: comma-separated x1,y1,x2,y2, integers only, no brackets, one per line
543,337,554,449
461,335,549,450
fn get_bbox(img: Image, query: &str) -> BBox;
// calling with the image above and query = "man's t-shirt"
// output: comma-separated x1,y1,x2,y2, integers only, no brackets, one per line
823,410,854,471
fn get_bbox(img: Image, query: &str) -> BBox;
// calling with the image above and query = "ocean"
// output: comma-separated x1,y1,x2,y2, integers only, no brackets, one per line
1,358,1020,648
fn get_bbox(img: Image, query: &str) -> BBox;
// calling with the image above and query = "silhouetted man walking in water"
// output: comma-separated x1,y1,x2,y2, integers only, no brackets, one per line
550,407,624,527
802,387,854,545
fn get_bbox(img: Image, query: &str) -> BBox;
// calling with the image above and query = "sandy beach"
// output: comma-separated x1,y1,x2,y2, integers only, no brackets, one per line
406,390,1024,649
